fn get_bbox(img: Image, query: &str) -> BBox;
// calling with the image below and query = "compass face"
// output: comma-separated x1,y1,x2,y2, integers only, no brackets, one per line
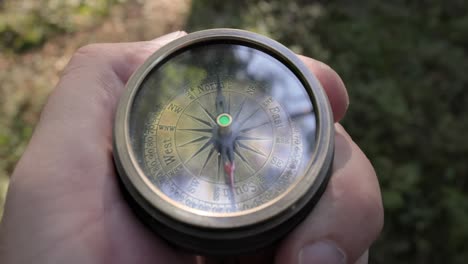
114,30,334,254
128,43,318,217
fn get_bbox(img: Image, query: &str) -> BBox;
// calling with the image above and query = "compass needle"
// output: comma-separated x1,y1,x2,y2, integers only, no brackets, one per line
215,73,227,114
114,29,333,255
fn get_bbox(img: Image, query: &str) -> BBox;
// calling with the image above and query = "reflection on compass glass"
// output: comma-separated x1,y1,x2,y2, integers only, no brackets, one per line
129,43,317,215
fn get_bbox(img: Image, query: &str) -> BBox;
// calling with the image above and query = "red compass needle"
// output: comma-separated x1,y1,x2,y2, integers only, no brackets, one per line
224,161,236,187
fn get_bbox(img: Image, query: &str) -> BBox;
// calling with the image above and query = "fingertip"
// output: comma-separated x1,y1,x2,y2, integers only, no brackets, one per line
298,55,349,122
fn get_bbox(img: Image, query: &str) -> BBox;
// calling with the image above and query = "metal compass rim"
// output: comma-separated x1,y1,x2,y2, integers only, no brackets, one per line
113,28,334,230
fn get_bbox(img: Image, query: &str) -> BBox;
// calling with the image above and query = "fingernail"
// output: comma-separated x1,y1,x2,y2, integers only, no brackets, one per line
298,241,346,264
151,31,187,44
339,77,350,110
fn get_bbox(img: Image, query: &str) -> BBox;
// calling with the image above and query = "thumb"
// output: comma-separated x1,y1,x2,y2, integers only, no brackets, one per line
2,31,189,264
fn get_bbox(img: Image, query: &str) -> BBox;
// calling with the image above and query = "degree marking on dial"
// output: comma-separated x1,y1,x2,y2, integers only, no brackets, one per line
185,113,212,127
178,135,210,148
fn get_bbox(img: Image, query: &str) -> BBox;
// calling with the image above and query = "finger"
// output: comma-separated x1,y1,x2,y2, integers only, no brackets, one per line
40,30,187,132
275,124,383,264
298,55,349,122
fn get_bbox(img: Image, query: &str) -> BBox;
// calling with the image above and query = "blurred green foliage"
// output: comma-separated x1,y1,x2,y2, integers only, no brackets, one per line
0,0,123,53
187,0,467,263
0,0,466,263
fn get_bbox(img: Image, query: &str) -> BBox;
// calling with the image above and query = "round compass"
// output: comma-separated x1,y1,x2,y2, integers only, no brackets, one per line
113,29,334,255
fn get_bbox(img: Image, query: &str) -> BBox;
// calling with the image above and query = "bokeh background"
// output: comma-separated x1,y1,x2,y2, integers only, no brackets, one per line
0,0,466,263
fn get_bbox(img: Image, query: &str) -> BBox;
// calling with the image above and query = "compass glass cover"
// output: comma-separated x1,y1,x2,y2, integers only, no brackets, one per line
129,43,317,216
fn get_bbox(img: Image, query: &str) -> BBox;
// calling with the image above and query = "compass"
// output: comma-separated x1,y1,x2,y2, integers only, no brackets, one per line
113,29,334,255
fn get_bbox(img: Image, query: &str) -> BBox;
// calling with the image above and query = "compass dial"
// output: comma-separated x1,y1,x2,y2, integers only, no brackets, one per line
114,29,334,254
130,43,315,216
148,82,296,212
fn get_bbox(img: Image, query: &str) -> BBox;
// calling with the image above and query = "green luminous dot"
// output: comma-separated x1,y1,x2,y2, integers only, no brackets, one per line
217,114,232,126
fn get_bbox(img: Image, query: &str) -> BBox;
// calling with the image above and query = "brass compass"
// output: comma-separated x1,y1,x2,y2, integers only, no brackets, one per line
113,29,334,255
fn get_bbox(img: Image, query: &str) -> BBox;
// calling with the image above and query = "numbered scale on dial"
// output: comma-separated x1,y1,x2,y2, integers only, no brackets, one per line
113,29,334,255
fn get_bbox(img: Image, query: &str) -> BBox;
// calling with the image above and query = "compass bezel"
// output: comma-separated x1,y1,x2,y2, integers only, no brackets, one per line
114,29,334,232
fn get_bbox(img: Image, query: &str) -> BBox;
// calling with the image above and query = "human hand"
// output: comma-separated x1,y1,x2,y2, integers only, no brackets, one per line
0,31,383,264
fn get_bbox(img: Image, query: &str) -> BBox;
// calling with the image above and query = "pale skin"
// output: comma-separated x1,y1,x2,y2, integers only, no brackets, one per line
0,31,383,264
